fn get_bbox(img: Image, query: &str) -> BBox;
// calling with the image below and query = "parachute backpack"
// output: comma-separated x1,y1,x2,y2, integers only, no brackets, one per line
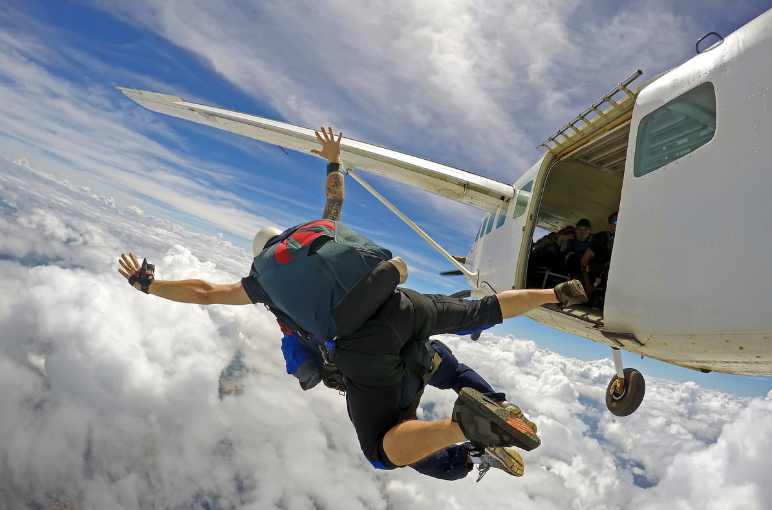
251,220,395,342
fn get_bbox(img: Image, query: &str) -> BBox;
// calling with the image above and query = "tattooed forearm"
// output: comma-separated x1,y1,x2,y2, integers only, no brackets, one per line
322,200,343,221
322,171,345,220
325,172,344,199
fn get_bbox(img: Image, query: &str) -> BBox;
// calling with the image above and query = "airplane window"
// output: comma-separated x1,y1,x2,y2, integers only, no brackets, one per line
495,201,508,229
479,214,490,237
485,212,495,235
476,217,485,240
513,180,533,219
634,82,716,177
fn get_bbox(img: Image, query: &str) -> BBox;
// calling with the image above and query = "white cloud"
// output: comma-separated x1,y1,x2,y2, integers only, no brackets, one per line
2,157,771,509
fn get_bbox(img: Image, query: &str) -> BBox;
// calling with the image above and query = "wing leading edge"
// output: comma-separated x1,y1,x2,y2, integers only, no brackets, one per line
117,87,514,211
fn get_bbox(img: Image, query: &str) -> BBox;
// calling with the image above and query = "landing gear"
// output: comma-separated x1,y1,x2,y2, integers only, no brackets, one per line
605,348,645,416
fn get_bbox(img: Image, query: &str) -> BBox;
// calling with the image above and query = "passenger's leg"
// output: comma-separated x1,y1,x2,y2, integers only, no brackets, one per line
382,418,467,467
405,288,557,340
337,351,468,470
428,341,537,433
410,443,474,481
428,341,505,402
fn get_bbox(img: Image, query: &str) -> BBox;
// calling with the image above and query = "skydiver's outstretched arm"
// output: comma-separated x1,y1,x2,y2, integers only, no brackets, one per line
311,127,345,221
118,252,252,305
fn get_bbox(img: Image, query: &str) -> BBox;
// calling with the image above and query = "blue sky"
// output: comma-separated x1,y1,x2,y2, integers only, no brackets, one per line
1,0,771,396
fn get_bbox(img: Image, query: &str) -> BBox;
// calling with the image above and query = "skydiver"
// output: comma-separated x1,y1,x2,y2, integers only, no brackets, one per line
118,127,588,482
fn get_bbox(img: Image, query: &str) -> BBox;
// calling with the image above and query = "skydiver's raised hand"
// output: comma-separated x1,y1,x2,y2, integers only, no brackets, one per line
118,252,155,293
311,127,342,165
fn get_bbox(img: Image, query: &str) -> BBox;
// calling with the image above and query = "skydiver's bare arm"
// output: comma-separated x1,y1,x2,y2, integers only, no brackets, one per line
322,170,344,220
311,127,346,220
118,252,251,305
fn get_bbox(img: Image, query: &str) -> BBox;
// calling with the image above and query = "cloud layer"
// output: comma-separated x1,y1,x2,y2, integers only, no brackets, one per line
2,157,770,509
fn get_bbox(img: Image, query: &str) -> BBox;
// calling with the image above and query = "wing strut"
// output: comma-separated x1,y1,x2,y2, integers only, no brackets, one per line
346,168,479,287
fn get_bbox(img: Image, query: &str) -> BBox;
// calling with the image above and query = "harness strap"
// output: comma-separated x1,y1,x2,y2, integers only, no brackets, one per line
397,344,442,423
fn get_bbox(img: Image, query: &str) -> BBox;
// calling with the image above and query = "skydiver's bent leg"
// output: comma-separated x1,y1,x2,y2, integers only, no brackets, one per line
341,375,467,469
427,340,505,402
410,443,476,481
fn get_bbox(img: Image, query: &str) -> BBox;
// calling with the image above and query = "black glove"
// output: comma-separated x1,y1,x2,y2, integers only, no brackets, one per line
322,364,346,393
128,258,155,294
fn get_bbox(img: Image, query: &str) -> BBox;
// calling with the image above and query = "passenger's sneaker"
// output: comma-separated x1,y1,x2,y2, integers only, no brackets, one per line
473,447,525,482
452,388,541,451
554,280,588,306
501,402,537,434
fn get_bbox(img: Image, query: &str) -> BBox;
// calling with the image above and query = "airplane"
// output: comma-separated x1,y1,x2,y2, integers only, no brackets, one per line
117,8,772,417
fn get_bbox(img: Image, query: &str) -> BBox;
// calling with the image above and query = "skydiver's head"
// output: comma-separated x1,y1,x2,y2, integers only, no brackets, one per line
608,212,618,234
556,227,575,246
575,219,591,241
252,226,283,257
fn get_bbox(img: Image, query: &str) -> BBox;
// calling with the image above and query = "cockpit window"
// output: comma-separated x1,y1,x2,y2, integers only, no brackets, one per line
634,82,716,177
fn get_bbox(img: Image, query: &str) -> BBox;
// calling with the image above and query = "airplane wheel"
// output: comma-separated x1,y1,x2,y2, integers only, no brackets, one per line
605,368,645,417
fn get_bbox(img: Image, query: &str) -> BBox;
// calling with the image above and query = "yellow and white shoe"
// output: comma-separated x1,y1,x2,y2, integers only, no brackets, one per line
474,447,525,482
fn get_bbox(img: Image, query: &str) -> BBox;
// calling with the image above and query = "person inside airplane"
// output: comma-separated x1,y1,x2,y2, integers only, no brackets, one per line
555,226,576,249
556,219,591,277
581,212,617,304
526,233,559,287
530,232,559,266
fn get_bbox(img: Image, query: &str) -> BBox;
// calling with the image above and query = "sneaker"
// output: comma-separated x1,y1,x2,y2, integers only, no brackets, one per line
501,402,537,434
452,388,541,451
554,280,588,306
474,447,525,482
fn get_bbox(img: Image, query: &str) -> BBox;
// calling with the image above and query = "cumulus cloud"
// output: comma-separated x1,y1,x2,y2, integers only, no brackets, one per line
2,156,770,510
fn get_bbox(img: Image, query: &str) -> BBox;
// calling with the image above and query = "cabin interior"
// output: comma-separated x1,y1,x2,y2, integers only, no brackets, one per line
526,120,630,325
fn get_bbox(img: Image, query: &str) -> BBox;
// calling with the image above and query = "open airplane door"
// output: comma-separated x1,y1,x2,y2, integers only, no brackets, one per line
604,13,772,372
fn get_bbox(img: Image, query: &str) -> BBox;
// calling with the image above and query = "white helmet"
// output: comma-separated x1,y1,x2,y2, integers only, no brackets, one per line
252,226,283,257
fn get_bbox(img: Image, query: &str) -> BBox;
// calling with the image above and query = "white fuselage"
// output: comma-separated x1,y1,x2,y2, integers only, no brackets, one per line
465,10,772,375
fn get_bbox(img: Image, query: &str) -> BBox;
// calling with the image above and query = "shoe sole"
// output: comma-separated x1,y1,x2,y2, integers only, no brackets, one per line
504,405,537,434
488,447,525,477
459,388,541,451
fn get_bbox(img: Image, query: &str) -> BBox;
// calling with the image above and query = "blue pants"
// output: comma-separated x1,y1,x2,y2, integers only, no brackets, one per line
410,341,506,481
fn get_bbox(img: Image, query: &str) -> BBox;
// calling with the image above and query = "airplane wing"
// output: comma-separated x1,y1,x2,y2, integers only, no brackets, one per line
117,87,514,211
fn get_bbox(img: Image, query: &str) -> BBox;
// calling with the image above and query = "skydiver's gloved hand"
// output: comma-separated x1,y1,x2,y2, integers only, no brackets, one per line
389,256,408,284
311,127,343,166
554,279,588,307
118,252,155,294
